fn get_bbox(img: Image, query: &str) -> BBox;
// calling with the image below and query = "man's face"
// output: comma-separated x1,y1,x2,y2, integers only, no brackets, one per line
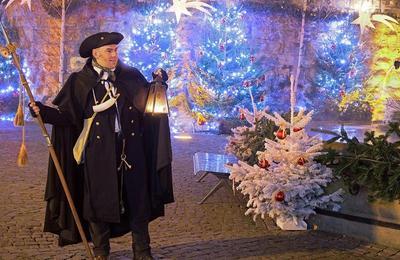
92,44,119,69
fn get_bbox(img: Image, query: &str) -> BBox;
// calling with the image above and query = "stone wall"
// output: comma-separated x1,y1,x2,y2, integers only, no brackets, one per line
4,1,131,103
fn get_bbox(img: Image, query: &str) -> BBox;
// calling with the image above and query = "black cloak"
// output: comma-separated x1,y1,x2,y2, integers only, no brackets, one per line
42,60,174,246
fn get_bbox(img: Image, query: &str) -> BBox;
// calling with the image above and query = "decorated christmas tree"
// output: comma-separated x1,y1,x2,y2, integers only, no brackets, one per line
227,77,342,230
226,107,276,166
312,16,369,120
189,5,267,129
120,3,177,79
120,3,184,131
168,60,210,133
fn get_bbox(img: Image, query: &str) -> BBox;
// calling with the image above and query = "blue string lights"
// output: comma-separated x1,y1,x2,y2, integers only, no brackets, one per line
189,5,267,131
0,43,20,121
120,3,177,80
312,15,369,118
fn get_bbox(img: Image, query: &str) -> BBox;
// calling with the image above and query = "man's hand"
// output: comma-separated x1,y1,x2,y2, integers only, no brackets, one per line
28,101,42,118
395,60,400,70
152,68,168,82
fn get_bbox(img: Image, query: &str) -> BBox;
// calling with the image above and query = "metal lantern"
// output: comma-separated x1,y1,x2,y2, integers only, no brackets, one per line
145,71,169,114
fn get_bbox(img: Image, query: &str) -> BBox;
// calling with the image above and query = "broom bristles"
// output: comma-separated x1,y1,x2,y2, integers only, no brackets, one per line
13,104,24,127
17,142,28,167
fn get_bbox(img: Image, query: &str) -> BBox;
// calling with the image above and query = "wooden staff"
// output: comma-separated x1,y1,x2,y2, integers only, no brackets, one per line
0,22,94,260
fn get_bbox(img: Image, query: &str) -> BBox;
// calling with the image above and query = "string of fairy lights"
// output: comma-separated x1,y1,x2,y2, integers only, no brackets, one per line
188,5,268,131
120,3,177,79
0,50,20,121
314,16,368,102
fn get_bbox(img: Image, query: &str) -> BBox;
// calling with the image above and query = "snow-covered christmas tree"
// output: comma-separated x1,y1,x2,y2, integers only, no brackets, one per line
226,76,343,230
226,107,276,166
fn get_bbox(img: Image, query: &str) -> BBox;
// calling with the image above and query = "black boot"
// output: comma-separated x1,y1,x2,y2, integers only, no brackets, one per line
133,247,153,260
132,228,154,260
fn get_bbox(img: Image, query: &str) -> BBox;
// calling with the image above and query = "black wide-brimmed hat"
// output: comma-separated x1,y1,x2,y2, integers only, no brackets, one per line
79,32,124,58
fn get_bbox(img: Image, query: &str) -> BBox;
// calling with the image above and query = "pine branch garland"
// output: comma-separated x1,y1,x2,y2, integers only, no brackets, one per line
317,122,400,202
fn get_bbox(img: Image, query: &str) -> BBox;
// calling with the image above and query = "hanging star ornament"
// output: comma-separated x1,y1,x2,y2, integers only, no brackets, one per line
5,0,31,10
167,0,215,23
352,10,398,34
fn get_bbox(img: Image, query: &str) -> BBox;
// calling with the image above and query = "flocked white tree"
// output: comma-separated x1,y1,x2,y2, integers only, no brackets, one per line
225,107,275,166
226,76,343,230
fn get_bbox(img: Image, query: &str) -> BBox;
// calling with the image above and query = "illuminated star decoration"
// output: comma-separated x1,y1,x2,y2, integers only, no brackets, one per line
5,0,31,10
352,3,398,34
166,0,215,23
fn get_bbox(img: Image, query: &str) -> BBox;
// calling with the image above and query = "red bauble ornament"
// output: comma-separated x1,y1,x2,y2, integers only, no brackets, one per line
276,129,287,139
297,157,308,165
250,55,255,63
293,127,303,132
242,81,250,88
258,158,270,169
275,191,285,202
339,90,345,98
259,95,265,102
197,114,206,126
239,112,245,120
348,67,357,77
331,44,336,50
219,44,225,51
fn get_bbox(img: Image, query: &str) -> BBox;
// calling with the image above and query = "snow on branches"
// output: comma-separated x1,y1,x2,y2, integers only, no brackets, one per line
226,108,343,230
226,107,276,165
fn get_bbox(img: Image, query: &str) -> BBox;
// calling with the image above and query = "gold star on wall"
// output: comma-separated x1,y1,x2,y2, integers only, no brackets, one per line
5,0,31,10
352,9,398,34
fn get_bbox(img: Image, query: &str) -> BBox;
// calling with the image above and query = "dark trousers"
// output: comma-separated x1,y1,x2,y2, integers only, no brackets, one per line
89,221,110,256
89,220,150,256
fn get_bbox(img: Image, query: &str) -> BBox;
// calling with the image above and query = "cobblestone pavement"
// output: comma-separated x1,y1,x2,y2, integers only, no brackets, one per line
1,121,400,260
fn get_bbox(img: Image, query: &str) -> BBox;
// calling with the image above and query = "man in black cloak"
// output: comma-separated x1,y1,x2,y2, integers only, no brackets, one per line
29,32,174,260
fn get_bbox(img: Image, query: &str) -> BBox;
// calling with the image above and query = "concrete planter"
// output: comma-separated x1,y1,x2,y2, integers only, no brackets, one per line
310,180,400,249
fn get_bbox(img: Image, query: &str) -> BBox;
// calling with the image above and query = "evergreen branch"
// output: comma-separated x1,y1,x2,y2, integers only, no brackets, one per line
319,121,400,202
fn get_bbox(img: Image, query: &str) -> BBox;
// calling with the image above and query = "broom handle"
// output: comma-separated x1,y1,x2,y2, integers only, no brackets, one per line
1,24,94,259
19,74,94,260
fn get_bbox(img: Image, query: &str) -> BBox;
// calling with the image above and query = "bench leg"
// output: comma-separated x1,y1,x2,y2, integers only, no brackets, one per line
198,180,224,204
197,172,209,182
